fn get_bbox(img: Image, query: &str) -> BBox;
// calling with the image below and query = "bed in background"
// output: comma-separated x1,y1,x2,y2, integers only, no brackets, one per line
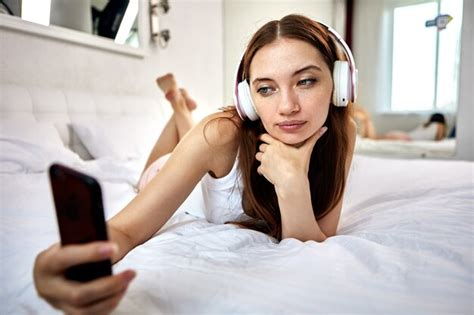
1,85,473,314
355,136,457,159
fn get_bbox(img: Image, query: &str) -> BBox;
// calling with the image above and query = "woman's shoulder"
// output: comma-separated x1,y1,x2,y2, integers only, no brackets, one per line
196,108,242,147
188,108,241,177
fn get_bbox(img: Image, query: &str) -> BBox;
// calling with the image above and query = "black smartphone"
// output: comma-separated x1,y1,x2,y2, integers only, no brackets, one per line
49,163,112,282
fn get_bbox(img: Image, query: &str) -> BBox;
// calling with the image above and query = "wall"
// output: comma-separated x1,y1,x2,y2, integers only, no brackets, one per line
0,0,224,119
352,0,389,115
454,0,473,160
223,0,341,104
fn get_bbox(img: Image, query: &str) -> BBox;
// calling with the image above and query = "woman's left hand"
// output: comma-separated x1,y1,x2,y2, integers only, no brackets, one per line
255,126,328,192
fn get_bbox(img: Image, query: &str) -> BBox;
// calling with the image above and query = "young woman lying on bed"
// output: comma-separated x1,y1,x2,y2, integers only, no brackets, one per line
353,104,447,141
33,14,357,314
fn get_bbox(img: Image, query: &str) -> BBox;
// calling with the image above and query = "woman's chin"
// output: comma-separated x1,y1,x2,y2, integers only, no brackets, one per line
274,134,306,147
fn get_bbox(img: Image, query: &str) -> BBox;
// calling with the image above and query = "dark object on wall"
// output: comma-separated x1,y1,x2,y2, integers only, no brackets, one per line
97,0,129,39
150,0,171,48
0,0,18,16
425,14,453,31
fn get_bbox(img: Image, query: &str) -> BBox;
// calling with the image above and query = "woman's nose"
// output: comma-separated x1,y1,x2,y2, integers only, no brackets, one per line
278,88,300,115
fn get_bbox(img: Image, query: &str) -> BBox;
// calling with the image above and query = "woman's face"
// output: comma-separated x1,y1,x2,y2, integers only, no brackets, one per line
249,37,333,146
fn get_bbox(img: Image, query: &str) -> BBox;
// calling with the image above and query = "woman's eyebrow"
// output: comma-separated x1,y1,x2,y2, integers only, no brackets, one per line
293,65,322,75
252,65,322,86
252,77,273,86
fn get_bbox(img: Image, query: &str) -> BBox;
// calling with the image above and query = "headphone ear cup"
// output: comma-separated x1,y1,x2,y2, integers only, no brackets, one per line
237,81,259,121
332,61,351,107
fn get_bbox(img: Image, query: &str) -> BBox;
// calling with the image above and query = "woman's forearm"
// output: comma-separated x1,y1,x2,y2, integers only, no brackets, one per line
276,178,327,242
108,224,137,264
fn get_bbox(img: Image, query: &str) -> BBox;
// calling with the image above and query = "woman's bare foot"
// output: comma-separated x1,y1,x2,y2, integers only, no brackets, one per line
156,73,176,94
156,74,197,112
156,73,178,100
156,73,194,139
156,73,187,112
179,88,197,111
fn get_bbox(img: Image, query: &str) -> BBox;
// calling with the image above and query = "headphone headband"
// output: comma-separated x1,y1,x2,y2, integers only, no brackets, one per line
317,22,357,102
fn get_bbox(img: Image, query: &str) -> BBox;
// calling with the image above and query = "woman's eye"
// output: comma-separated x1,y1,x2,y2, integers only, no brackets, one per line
257,86,273,96
298,78,316,87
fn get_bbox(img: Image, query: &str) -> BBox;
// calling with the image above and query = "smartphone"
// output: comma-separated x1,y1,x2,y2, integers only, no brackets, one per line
49,163,112,282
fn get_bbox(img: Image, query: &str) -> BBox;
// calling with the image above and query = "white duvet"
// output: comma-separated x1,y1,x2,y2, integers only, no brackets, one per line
1,155,473,314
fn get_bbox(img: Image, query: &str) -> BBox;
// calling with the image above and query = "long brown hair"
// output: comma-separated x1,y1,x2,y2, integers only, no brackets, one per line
233,14,352,240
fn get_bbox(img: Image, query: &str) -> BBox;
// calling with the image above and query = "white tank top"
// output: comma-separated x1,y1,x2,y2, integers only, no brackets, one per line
201,159,246,224
408,124,438,141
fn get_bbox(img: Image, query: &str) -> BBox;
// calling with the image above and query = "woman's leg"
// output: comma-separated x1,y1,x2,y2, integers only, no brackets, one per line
379,130,411,141
353,104,377,139
142,74,196,171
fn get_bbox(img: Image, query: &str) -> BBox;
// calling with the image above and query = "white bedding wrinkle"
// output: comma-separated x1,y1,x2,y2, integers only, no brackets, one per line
1,155,473,314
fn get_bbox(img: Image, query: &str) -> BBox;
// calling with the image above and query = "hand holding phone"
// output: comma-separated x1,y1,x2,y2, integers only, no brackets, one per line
49,163,112,282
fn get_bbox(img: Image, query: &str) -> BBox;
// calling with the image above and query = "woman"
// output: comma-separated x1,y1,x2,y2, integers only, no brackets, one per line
34,14,357,314
353,104,447,141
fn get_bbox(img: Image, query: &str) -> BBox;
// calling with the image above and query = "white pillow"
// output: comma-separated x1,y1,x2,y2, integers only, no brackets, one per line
72,118,158,161
0,120,64,148
0,120,82,173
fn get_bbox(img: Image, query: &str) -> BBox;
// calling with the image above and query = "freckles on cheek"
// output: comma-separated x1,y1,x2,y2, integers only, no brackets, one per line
319,109,330,126
260,118,273,134
312,105,330,129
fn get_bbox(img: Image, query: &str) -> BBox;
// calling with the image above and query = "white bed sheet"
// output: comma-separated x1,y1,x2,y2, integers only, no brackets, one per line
1,155,473,314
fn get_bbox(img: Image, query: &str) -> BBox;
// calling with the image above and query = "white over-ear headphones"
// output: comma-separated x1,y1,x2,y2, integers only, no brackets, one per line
233,22,358,121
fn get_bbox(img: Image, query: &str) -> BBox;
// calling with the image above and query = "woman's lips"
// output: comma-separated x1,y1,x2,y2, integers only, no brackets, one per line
276,120,306,132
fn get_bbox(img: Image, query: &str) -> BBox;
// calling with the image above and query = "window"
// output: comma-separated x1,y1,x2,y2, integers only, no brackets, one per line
21,0,51,26
390,0,463,112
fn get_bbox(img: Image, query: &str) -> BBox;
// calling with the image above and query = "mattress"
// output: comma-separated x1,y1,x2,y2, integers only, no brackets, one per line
1,154,473,314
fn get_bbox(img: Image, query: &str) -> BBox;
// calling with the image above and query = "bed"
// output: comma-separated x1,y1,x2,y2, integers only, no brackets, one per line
1,85,473,314
355,136,457,159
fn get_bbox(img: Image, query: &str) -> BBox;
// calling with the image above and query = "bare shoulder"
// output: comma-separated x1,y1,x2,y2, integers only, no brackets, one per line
182,110,241,177
182,110,240,146
196,110,241,147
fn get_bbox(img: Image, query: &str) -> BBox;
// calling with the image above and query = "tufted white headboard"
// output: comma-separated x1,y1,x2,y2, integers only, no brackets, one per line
0,84,170,159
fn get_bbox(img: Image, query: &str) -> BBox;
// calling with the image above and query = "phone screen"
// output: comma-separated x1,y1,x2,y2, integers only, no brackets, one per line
49,164,112,282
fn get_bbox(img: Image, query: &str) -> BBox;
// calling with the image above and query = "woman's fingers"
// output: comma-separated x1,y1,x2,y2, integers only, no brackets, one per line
259,133,277,145
47,242,118,273
43,270,135,309
59,287,128,315
67,270,136,307
34,242,136,314
82,288,128,315
33,241,132,312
